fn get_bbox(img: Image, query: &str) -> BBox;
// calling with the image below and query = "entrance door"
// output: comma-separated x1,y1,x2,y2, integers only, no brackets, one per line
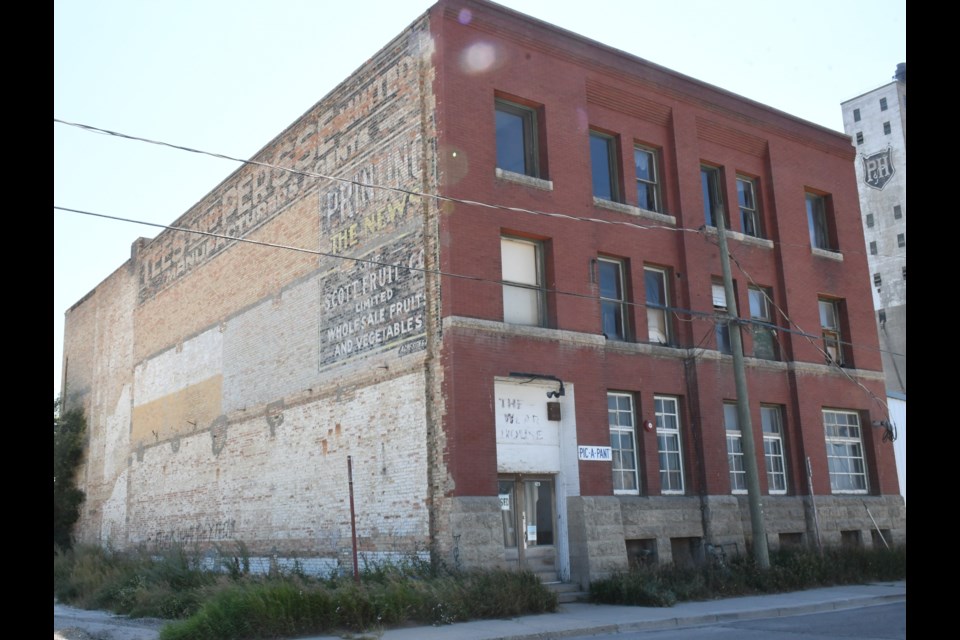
498,475,556,577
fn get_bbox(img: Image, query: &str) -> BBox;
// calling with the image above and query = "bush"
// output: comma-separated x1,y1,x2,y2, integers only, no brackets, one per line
589,545,906,607
55,544,558,640
54,402,86,550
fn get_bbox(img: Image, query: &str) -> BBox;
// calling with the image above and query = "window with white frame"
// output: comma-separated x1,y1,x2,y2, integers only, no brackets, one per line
724,403,746,493
823,409,868,493
495,98,541,178
634,146,661,212
737,176,762,238
501,237,545,326
701,165,725,228
644,266,671,344
590,131,620,202
655,395,684,494
818,298,845,366
609,392,640,494
748,286,777,360
599,257,628,340
761,405,787,494
712,281,732,354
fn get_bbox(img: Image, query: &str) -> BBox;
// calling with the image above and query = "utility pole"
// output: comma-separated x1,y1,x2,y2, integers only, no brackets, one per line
715,204,770,569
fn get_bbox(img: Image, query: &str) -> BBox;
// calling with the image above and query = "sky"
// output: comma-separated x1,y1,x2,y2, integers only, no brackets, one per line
53,0,906,397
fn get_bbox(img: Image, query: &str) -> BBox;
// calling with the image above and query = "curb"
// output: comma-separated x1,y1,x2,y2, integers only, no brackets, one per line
487,592,906,640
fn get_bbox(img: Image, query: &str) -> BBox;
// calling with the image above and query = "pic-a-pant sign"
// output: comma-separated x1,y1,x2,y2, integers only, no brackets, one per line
578,446,612,461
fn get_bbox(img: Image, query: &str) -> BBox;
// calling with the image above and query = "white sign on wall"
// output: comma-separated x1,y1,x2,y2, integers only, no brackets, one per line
578,446,612,461
495,380,561,473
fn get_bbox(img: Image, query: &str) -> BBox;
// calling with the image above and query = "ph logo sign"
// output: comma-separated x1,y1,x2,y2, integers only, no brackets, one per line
862,149,895,190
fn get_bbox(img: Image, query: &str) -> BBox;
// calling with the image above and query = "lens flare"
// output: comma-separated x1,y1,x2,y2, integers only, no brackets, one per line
460,41,498,74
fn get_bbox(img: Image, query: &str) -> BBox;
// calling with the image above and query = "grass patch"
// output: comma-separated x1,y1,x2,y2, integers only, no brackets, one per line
589,545,906,607
54,544,558,640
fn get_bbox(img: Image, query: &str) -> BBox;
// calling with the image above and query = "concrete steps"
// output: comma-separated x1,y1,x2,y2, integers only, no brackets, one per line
537,572,589,604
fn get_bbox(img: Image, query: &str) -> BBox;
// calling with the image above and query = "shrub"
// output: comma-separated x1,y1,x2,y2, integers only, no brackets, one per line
54,402,86,550
589,545,906,607
56,545,558,640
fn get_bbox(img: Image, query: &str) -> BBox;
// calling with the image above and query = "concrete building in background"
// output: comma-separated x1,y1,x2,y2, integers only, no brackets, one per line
840,65,906,395
61,0,905,588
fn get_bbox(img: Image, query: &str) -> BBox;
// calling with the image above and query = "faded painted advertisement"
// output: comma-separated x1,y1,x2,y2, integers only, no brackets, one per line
320,239,426,367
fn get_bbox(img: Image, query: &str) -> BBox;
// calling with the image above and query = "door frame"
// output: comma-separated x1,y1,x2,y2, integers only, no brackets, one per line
498,473,557,572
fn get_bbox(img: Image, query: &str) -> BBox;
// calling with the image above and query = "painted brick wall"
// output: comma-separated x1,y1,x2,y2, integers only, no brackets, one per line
125,371,430,557
62,258,137,545
64,10,441,559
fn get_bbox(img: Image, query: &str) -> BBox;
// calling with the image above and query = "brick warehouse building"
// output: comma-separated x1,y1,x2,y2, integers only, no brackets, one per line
61,0,904,586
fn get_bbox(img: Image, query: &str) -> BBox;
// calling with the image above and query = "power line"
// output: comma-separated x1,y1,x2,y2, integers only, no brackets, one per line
54,118,904,363
56,117,901,264
54,118,692,238
55,204,904,362
724,244,894,417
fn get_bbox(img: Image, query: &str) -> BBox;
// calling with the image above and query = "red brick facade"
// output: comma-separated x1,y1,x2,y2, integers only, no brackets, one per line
62,0,903,586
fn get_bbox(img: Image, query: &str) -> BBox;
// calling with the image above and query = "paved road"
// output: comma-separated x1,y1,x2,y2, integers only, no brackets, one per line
54,602,165,640
564,601,906,639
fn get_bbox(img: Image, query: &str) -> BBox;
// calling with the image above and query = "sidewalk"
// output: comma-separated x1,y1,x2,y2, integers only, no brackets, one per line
54,581,905,640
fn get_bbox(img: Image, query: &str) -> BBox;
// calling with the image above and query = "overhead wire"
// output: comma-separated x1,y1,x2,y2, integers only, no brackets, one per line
722,238,895,420
54,118,904,384
54,205,718,325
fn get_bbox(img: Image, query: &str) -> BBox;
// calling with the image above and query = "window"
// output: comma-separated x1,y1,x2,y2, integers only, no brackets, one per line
655,395,684,494
883,121,891,135
495,99,540,177
748,287,777,360
873,273,882,287
599,258,628,340
897,233,905,248
701,166,725,228
806,192,833,251
761,405,787,494
855,132,864,145
823,409,868,493
713,281,732,354
737,176,762,237
902,265,906,280
609,392,640,494
880,97,888,111
893,205,902,220
590,131,620,201
634,146,661,212
869,241,877,255
501,237,545,326
818,298,844,366
866,213,874,228
853,108,861,122
645,267,671,344
724,403,746,494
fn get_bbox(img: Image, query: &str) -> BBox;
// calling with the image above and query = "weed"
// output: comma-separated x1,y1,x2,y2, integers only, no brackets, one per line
589,545,906,607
